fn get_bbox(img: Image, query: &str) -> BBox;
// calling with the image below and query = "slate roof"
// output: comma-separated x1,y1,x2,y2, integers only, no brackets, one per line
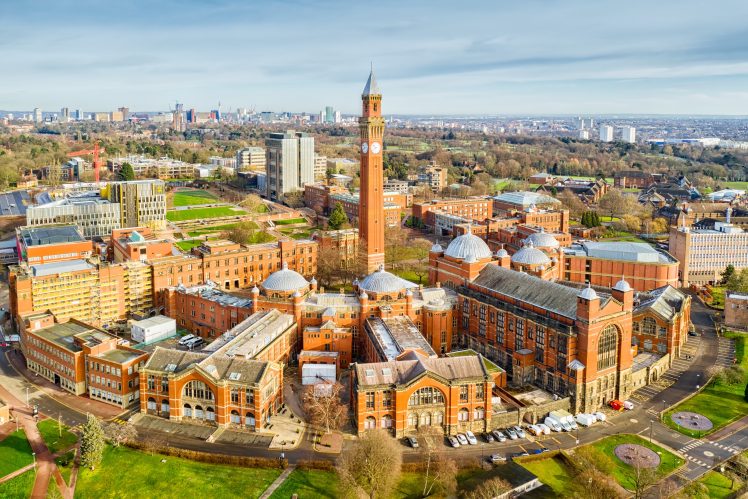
197,355,268,384
471,265,581,319
144,347,209,374
635,285,688,322
355,352,487,387
362,68,380,96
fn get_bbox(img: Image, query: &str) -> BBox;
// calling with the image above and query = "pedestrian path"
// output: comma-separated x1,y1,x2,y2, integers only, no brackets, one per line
259,464,297,499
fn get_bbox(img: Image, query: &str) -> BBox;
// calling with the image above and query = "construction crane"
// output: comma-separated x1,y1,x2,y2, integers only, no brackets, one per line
66,143,102,182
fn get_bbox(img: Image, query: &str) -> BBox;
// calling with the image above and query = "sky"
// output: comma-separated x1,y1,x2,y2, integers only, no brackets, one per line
3,0,748,115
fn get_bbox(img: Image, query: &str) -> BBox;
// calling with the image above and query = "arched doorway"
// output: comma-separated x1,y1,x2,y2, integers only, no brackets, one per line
245,412,256,428
381,415,393,429
364,416,376,430
195,405,204,419
161,399,169,416
206,407,215,422
184,404,192,418
146,397,157,412
230,410,241,425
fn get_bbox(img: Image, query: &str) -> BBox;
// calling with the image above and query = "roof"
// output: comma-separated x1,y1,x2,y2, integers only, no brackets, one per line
511,241,551,266
355,352,488,387
174,283,253,308
203,310,294,359
31,259,94,277
635,285,688,322
143,347,209,374
362,68,380,96
564,241,676,264
197,355,268,384
444,227,493,261
93,348,145,364
131,315,175,329
471,265,582,319
262,262,309,292
29,320,113,353
492,191,560,208
525,232,560,249
19,225,84,247
365,316,436,361
358,265,418,293
0,190,31,216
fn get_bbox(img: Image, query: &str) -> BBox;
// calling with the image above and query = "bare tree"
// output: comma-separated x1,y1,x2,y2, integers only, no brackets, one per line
628,461,658,499
302,382,348,434
104,421,138,447
418,427,458,497
385,226,409,271
283,191,305,208
557,189,586,219
240,193,265,212
316,246,344,289
574,469,625,499
465,477,512,499
411,238,432,284
337,429,402,499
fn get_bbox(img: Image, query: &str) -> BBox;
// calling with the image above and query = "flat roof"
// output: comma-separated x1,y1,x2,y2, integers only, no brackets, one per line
564,241,676,264
175,284,253,308
19,225,84,247
131,315,175,328
31,259,93,277
366,316,436,361
203,310,293,359
31,321,110,353
0,190,31,216
93,348,144,364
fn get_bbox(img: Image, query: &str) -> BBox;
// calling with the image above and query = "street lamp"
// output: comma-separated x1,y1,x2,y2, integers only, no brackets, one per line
649,420,653,443
576,426,580,445
32,452,36,467
26,387,29,408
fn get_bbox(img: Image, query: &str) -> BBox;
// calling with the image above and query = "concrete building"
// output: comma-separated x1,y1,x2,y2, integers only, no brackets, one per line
102,180,167,230
669,213,748,286
314,154,328,181
491,191,560,214
130,315,176,344
16,225,93,264
26,195,121,238
621,126,636,143
33,108,42,123
265,131,315,201
418,164,449,192
235,147,266,171
599,125,614,142
725,292,748,330
107,156,197,179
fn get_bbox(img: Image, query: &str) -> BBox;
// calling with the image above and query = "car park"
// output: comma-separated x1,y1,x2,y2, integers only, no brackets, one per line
456,433,469,445
505,428,518,440
513,425,526,438
575,414,595,427
465,430,478,445
406,436,419,448
185,337,204,349
593,412,607,422
537,423,551,435
448,436,460,448
492,430,507,442
560,421,573,432
509,451,529,461
490,454,506,463
484,433,495,443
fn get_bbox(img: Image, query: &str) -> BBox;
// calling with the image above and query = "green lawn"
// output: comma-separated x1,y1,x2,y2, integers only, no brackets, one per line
187,223,240,237
55,450,76,485
273,217,307,225
75,446,282,499
0,469,35,498
0,430,34,477
665,331,748,436
172,189,219,207
709,286,726,310
521,456,575,497
166,206,246,222
175,240,207,252
588,434,684,490
696,470,740,498
390,268,429,286
37,419,77,455
268,469,338,499
722,181,748,190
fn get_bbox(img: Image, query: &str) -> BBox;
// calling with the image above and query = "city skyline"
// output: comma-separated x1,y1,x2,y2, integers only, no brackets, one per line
2,0,748,115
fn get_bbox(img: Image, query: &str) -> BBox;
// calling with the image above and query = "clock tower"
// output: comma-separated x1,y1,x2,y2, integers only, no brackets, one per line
359,68,386,273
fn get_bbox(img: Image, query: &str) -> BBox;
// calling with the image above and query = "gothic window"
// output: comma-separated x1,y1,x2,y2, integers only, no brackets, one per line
408,387,444,406
597,325,618,372
641,317,657,336
183,380,214,401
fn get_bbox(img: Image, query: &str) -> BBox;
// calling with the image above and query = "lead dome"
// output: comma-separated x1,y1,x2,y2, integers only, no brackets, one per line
262,262,310,292
444,226,492,261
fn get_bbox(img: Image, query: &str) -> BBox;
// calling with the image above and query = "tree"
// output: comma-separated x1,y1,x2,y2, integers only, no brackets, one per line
316,245,344,289
581,210,601,228
283,191,305,208
722,264,737,285
222,221,272,245
336,429,402,499
302,382,348,434
465,477,512,499
411,238,433,284
726,268,748,293
418,427,458,497
627,461,658,499
104,421,138,447
557,189,586,219
80,414,105,470
328,202,348,230
744,382,748,402
47,161,61,186
239,194,264,213
118,162,136,181
385,226,409,271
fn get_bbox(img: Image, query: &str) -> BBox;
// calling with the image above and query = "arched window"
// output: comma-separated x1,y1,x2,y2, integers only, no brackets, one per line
161,399,169,414
641,317,657,336
206,407,215,422
474,407,485,420
147,397,157,411
183,380,215,401
434,412,444,425
408,387,445,406
364,416,376,430
184,403,192,418
408,413,418,427
381,415,393,428
230,410,241,425
245,412,256,427
597,325,618,371
421,412,432,426
458,408,469,422
195,405,204,419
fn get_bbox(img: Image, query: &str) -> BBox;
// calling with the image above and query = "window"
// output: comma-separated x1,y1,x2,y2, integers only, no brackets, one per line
408,387,444,406
183,380,214,401
458,408,469,422
364,416,376,430
641,317,657,336
382,391,392,408
597,325,618,371
366,392,375,409
231,388,240,404
381,415,393,428
474,407,485,420
476,384,484,401
459,385,468,403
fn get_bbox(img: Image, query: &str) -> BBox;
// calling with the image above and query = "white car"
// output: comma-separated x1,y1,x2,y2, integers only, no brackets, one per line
593,411,607,422
537,423,551,435
560,421,573,432
527,424,543,436
465,430,478,445
544,418,562,432
623,400,635,410
448,436,460,448
456,433,469,446
513,425,527,439
492,430,507,442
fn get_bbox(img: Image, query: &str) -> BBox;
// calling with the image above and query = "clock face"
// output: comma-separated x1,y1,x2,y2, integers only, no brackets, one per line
371,142,381,154
361,142,368,154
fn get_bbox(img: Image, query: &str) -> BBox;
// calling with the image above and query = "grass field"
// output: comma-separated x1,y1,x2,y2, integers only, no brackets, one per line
722,181,748,190
55,450,75,485
390,268,429,285
696,470,741,498
0,430,34,477
187,223,240,237
37,419,77,455
172,189,218,207
166,206,246,222
176,239,212,252
709,286,726,310
268,469,338,499
0,469,35,498
665,331,748,436
273,217,307,225
589,434,684,490
521,456,575,497
75,446,281,499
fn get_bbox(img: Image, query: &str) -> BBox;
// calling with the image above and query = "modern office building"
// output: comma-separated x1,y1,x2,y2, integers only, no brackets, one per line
265,131,315,201
26,196,121,238
33,108,43,123
314,154,328,180
235,147,266,171
102,180,167,230
621,126,636,143
599,125,614,142
107,156,197,179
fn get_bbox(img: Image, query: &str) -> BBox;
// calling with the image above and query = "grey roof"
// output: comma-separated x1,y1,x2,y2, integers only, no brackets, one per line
31,259,93,277
525,232,560,249
131,315,175,329
197,355,267,384
362,68,380,96
365,316,436,361
492,191,560,208
355,352,487,387
567,241,675,264
510,242,551,266
19,225,84,247
262,262,309,292
358,264,418,293
0,190,31,216
176,283,253,308
444,228,492,261
143,347,209,374
471,265,581,319
635,285,687,322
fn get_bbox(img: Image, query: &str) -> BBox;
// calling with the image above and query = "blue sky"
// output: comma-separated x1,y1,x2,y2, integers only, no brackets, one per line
3,0,748,115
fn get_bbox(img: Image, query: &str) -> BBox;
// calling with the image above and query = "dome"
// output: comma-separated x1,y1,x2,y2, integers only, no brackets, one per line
510,241,551,266
430,243,444,253
613,278,632,293
578,284,598,300
495,248,509,258
251,285,259,294
525,232,560,249
444,226,492,261
358,264,418,293
262,262,309,292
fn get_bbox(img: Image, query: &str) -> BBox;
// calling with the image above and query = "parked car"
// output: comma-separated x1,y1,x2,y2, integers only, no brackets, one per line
538,446,550,453
456,433,469,446
609,400,624,411
448,436,460,448
527,424,543,436
178,334,196,345
465,430,478,445
593,411,607,422
560,421,573,432
623,400,635,410
492,430,507,442
406,436,419,448
509,451,529,461
544,418,563,432
484,433,495,443
529,448,544,455
490,454,506,463
537,423,551,435
185,337,204,349
505,428,518,440
512,425,526,438
575,414,595,427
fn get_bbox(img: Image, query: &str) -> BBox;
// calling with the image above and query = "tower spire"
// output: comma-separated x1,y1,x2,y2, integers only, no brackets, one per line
362,66,380,96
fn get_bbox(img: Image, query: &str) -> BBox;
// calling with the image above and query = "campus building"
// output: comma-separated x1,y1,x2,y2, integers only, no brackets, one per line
25,196,121,238
20,313,147,408
412,198,493,229
265,131,315,201
16,225,93,264
101,180,167,230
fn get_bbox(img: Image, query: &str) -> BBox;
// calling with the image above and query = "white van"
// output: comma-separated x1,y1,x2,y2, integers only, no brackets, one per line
544,417,562,432
575,414,596,427
185,337,204,349
178,334,196,345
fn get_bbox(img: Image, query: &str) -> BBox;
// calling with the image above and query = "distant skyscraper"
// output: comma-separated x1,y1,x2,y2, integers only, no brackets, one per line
318,111,324,123
599,125,614,142
74,109,82,120
621,126,636,143
334,110,342,123
118,107,130,121
186,109,196,123
579,130,589,140
210,109,221,122
33,108,43,124
172,103,185,131
265,131,315,201
60,107,70,123
325,106,334,124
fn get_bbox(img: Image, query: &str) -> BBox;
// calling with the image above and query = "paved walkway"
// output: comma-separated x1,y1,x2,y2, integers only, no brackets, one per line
259,464,296,499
